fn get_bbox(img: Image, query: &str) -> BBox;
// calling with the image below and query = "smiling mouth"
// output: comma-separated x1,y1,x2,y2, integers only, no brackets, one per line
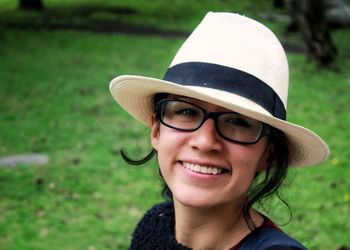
182,162,229,175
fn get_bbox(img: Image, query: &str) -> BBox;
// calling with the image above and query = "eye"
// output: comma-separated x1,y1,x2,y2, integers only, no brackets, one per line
225,116,252,128
174,108,200,117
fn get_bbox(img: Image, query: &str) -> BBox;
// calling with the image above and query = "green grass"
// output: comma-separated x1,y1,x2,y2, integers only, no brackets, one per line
0,0,272,33
0,30,173,249
1,1,350,249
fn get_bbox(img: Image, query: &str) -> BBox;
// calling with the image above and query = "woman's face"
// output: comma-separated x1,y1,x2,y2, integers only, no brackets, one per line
151,96,272,209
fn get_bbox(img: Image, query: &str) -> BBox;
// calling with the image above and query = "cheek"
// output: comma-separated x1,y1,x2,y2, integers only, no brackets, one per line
158,127,188,147
226,147,265,186
228,147,262,168
156,127,192,184
228,140,268,169
156,127,186,165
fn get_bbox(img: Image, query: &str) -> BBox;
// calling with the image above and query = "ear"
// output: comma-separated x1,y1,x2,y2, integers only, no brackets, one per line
150,114,160,151
257,143,274,172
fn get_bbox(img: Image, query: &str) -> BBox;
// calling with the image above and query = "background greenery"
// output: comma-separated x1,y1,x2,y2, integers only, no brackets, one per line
0,1,349,249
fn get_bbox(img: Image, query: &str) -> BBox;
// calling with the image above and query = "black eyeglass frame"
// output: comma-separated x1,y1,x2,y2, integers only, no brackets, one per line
155,99,270,145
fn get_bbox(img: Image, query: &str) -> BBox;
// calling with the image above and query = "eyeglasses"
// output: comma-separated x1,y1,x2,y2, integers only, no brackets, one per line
156,99,270,144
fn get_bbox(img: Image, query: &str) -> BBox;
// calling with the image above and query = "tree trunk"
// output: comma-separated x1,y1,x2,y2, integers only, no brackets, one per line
19,0,44,11
286,0,337,65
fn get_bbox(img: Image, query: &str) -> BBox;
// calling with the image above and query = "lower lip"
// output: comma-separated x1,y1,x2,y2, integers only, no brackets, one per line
179,162,228,181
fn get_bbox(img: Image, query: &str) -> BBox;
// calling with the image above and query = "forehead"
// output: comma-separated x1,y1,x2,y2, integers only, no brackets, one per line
167,94,232,113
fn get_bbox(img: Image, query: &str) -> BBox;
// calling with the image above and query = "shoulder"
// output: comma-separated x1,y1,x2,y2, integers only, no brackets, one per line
238,218,307,250
130,202,191,250
135,201,173,225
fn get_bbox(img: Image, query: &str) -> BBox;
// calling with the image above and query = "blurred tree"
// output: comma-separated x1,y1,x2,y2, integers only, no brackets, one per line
19,0,44,10
286,0,337,66
273,0,286,8
324,0,350,26
285,0,338,65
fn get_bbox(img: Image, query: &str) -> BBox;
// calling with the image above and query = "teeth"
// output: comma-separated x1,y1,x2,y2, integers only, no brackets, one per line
183,162,223,175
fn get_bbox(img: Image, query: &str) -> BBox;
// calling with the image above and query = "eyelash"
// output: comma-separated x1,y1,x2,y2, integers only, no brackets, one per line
175,108,198,116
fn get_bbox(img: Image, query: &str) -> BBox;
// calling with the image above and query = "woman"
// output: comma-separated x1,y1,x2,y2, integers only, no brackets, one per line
109,12,329,250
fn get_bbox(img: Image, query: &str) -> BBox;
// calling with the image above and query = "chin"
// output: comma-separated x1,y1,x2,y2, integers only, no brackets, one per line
173,191,224,209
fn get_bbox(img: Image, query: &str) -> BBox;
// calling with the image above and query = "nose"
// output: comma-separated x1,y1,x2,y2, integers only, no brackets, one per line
188,118,223,152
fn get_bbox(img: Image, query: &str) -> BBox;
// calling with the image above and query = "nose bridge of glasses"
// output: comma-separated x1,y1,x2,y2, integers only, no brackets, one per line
198,111,221,134
202,110,220,125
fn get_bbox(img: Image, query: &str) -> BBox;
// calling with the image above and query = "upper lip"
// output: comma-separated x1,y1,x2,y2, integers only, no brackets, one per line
180,160,231,172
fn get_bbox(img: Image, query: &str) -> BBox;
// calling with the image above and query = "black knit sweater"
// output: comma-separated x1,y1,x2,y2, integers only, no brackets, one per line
130,202,190,250
129,202,307,250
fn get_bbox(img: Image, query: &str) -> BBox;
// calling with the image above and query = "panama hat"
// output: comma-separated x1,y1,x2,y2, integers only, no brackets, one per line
109,12,329,167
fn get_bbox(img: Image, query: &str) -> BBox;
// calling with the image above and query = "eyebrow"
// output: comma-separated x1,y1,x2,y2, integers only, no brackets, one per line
171,96,237,113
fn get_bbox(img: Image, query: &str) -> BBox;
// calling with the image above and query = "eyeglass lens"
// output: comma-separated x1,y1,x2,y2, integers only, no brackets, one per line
159,100,265,144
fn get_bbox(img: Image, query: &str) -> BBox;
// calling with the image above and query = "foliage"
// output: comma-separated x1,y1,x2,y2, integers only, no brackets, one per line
0,1,350,249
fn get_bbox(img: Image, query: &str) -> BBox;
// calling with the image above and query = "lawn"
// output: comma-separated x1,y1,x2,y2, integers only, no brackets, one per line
0,1,350,249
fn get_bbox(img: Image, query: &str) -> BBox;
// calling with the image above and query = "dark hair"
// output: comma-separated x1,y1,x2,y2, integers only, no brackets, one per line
120,93,167,165
120,93,291,230
243,127,290,229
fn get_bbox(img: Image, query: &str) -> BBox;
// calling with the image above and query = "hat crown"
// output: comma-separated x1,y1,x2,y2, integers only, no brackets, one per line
168,12,289,111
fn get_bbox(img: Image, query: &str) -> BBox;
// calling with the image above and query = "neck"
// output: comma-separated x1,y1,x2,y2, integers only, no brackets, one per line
173,200,263,250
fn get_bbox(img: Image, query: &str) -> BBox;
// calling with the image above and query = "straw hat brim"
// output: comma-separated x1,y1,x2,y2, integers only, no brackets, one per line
110,75,329,167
